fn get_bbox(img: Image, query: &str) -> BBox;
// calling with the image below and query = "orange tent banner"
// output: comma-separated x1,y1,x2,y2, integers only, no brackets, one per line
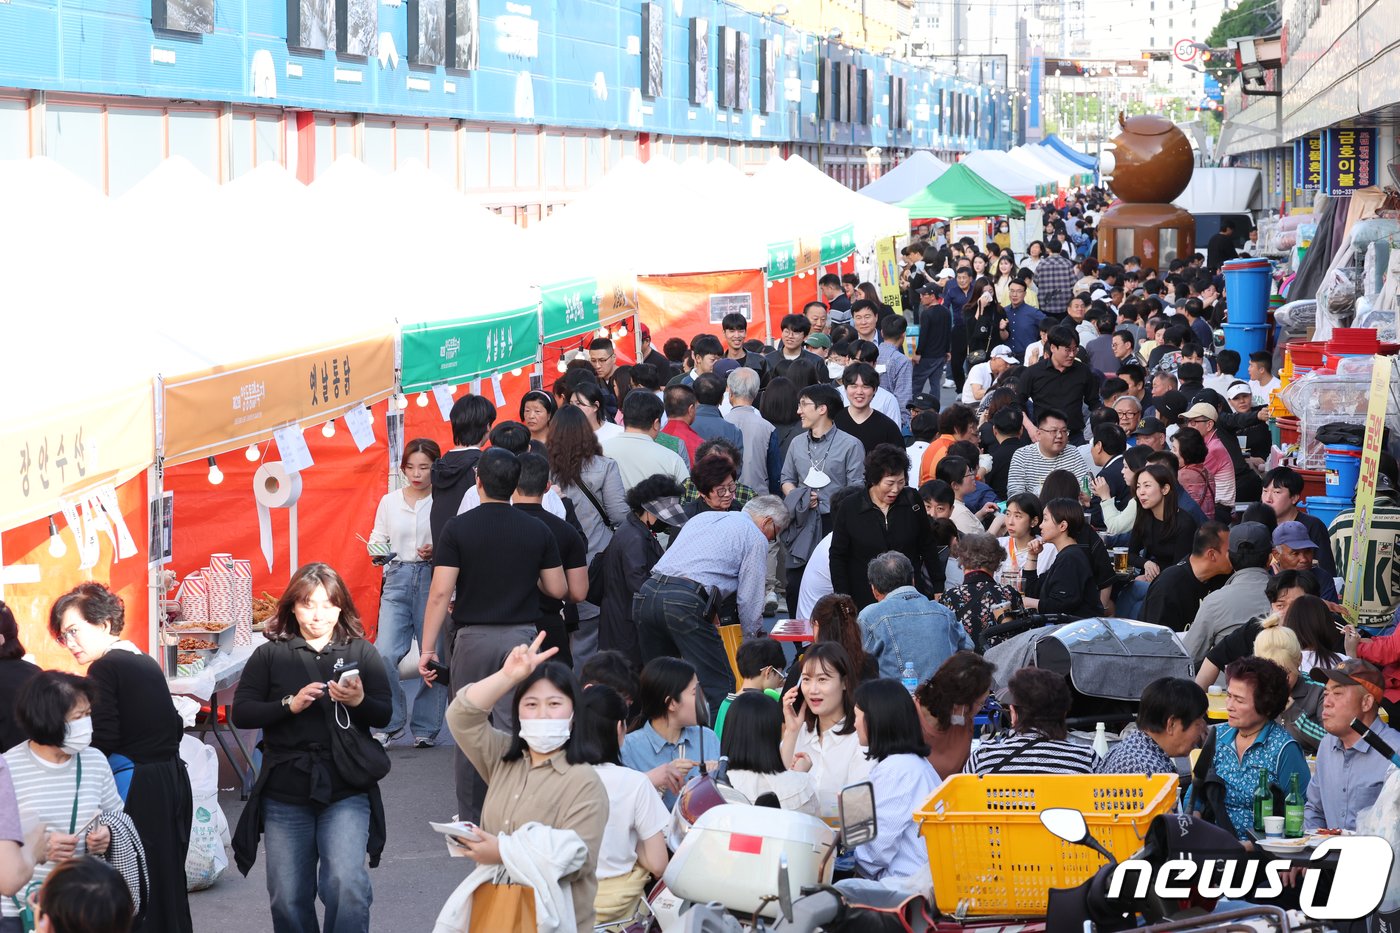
162,331,398,467
1,384,155,533
638,270,768,345
1,473,151,672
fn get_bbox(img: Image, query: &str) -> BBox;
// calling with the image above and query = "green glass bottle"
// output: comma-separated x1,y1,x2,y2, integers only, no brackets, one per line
1284,773,1304,838
1253,768,1271,833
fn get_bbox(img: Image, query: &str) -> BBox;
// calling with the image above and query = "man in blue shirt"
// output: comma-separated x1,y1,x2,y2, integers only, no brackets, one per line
858,551,971,681
1002,278,1044,360
1305,659,1400,833
690,372,744,449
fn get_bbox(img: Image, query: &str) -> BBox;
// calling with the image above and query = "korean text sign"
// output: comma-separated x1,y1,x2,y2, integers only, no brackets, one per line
1322,127,1376,196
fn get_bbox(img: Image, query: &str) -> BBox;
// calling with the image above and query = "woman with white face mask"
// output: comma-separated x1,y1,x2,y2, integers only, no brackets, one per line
50,583,192,933
2,672,122,931
445,631,609,933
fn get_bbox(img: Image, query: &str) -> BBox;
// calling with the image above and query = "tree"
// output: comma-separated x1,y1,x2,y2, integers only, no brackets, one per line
1204,0,1279,84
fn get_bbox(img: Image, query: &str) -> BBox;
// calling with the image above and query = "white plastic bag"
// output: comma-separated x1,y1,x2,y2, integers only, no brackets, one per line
1355,767,1400,913
180,735,230,891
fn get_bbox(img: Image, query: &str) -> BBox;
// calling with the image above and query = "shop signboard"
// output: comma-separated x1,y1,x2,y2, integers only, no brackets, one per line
1321,127,1376,196
766,241,797,281
400,307,538,393
874,236,901,310
1344,355,1392,621
541,276,638,342
162,332,397,466
1295,134,1321,191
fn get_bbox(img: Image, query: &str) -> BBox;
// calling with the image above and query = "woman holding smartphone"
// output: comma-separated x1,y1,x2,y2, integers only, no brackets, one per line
232,563,392,933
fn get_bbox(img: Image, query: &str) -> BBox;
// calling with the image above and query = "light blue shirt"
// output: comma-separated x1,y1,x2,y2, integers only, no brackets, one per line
1304,718,1400,832
858,586,973,681
621,721,721,809
855,754,941,880
650,511,770,635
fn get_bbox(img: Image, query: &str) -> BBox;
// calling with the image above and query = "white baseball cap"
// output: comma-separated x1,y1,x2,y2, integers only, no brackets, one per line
990,345,1017,363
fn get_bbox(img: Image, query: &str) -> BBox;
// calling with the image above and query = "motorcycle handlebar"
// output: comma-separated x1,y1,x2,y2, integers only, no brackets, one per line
979,612,1075,642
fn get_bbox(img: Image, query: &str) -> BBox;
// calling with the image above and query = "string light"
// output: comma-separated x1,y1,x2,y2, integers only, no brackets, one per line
417,392,430,407
47,516,66,558
322,419,336,438
511,368,523,377
207,456,224,486
244,443,261,462
557,358,569,373
395,394,409,410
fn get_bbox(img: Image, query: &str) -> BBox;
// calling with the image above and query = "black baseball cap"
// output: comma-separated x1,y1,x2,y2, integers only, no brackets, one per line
908,393,939,411
1134,417,1166,437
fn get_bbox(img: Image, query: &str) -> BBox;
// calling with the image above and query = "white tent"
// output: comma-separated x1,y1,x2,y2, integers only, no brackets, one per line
858,151,951,204
960,150,1056,199
761,155,908,247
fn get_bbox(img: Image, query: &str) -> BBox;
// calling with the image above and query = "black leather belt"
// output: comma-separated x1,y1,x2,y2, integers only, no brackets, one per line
650,573,706,596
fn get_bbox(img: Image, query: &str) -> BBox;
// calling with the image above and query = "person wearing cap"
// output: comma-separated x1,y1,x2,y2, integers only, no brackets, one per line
1132,417,1167,451
804,333,832,359
1181,522,1275,666
638,324,673,381
1178,402,1235,519
911,282,952,399
1272,521,1339,603
1259,467,1337,575
1223,380,1271,458
962,345,1017,405
1304,659,1400,833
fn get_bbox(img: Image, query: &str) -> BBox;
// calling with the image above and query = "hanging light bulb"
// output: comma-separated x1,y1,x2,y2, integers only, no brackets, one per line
322,419,337,438
596,325,609,339
207,456,224,486
396,393,409,410
557,357,569,373
416,391,430,407
510,367,523,377
244,443,260,462
47,516,66,558
615,324,628,339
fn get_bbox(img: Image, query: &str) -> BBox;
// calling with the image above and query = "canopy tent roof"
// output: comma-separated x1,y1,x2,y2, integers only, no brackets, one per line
1021,143,1087,179
959,150,1057,199
1040,135,1097,170
857,151,951,204
752,155,907,246
1008,145,1078,187
895,163,1026,220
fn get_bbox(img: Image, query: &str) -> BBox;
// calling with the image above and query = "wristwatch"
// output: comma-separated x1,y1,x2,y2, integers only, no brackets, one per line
281,695,295,710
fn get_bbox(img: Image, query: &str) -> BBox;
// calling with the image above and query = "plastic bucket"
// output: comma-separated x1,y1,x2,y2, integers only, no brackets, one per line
1324,444,1363,498
1222,258,1272,325
1303,494,1353,530
1287,340,1327,372
1223,323,1270,358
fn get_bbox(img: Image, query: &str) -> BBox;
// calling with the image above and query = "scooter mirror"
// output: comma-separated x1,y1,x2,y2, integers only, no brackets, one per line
1040,807,1089,844
838,781,877,848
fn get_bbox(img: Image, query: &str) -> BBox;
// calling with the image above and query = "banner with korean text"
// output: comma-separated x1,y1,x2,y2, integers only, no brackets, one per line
1344,355,1392,621
541,276,639,343
161,331,397,466
0,384,155,533
401,307,539,393
1322,128,1376,196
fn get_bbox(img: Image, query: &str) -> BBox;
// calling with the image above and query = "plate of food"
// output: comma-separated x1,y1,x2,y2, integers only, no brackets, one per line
1306,829,1351,846
1257,837,1310,855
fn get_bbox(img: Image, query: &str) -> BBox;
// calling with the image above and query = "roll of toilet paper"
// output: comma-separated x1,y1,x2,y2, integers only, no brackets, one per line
254,461,303,573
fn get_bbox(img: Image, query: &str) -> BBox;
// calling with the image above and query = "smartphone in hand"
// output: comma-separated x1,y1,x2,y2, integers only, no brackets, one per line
424,659,450,684
335,664,361,686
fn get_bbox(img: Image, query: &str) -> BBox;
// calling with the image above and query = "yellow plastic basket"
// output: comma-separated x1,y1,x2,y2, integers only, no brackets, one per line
916,773,1179,917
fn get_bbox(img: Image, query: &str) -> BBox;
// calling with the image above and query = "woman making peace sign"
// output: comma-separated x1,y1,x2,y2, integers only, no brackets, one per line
443,632,609,932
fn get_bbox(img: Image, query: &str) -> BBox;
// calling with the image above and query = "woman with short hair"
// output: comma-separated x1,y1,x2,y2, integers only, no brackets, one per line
2,673,122,931
915,652,994,777
852,679,940,880
520,389,558,446
966,667,1099,774
721,691,817,814
941,532,1025,650
231,563,393,933
1172,426,1216,517
1021,499,1103,619
621,657,719,809
49,584,191,933
683,454,742,517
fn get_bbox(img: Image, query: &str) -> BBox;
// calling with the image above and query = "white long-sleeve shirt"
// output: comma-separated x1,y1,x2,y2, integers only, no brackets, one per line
854,754,941,881
369,488,433,561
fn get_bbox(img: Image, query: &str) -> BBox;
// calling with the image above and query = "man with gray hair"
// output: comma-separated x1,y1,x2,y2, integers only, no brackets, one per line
723,368,775,493
857,551,971,681
634,494,792,715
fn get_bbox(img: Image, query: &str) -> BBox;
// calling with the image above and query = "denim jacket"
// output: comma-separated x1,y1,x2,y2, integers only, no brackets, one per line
857,586,972,681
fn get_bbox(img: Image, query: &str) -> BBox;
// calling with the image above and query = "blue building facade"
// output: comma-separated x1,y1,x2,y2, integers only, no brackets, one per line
0,0,1012,210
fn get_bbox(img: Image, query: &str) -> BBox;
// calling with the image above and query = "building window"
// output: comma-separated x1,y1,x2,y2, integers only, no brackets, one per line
167,109,219,181
44,102,104,191
0,97,30,160
104,108,164,195
464,125,489,189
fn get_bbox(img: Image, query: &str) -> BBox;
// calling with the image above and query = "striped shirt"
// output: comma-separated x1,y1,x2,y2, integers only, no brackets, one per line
965,731,1101,775
1005,444,1091,499
1,744,122,918
1328,497,1400,626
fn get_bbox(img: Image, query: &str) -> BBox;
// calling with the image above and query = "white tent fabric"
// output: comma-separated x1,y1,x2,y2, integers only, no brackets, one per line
760,155,907,247
1014,144,1083,181
857,151,951,204
1008,146,1077,187
960,150,1055,199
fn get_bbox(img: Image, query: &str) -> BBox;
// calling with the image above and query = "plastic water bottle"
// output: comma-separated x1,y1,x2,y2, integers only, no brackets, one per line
901,663,919,695
1092,722,1109,759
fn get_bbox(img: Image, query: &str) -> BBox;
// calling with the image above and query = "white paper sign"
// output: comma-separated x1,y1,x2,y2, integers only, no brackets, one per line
343,406,376,453
273,425,315,474
490,374,507,407
432,384,456,421
471,378,483,396
77,500,100,570
93,485,138,561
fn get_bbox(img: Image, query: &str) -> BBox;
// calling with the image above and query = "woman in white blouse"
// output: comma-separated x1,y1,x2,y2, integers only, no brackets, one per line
851,678,941,881
779,643,871,819
722,691,818,814
367,437,445,748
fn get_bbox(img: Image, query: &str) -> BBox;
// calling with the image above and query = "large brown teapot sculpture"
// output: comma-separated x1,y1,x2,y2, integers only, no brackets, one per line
1097,112,1196,266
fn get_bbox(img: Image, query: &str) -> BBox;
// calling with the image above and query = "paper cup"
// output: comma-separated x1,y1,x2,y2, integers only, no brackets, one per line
1263,816,1284,837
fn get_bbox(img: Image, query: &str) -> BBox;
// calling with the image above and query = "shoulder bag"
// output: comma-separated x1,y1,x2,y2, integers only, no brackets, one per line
295,648,391,790
575,479,617,532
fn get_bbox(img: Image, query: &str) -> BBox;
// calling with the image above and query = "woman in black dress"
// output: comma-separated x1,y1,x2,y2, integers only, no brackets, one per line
50,583,192,933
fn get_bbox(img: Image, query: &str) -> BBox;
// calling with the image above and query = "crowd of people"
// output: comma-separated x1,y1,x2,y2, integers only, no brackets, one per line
4,193,1400,932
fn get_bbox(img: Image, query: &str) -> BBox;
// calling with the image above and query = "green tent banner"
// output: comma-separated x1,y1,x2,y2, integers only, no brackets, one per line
819,224,856,265
766,241,798,282
401,307,539,392
541,275,638,343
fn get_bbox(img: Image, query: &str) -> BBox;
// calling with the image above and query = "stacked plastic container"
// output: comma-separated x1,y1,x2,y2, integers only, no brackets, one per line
1221,258,1273,357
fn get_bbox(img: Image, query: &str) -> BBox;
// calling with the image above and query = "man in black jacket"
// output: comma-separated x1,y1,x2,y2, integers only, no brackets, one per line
514,453,589,668
592,474,685,668
1018,326,1100,443
429,394,496,542
1206,220,1238,272
910,283,951,397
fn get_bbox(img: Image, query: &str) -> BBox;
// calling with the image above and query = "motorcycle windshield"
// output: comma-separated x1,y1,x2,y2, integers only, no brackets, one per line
1043,618,1193,701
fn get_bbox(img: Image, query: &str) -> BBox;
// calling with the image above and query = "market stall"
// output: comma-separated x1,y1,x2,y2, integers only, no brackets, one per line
857,151,951,204
960,149,1058,202
895,163,1028,222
